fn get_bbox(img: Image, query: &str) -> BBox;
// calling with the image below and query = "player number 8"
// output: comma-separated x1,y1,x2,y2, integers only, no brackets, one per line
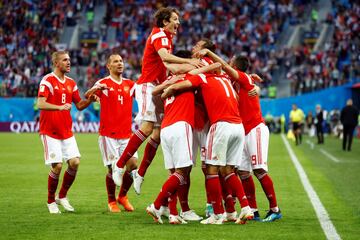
61,93,66,103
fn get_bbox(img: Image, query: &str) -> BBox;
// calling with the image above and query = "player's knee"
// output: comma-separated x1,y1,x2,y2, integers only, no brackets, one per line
51,163,62,174
238,170,251,180
253,168,267,179
140,121,154,136
68,157,80,169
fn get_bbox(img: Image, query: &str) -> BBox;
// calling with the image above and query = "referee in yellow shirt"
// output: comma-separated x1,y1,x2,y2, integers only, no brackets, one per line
289,104,305,145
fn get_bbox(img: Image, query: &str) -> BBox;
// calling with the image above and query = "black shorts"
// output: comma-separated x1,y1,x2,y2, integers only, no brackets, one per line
293,122,301,131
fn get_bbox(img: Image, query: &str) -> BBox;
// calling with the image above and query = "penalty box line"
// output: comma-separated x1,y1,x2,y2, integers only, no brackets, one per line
281,134,341,240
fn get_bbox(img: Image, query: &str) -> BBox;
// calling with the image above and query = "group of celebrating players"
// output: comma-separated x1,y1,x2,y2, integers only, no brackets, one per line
37,7,282,225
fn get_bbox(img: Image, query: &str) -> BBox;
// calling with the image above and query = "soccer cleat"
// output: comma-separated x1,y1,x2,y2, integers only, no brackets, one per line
47,202,61,214
262,209,282,222
205,203,214,218
159,206,170,218
200,213,226,225
112,163,124,187
55,196,74,212
235,206,254,224
146,204,163,224
117,196,134,212
225,211,237,222
169,214,188,224
252,210,261,221
108,201,121,213
180,210,203,221
131,169,144,195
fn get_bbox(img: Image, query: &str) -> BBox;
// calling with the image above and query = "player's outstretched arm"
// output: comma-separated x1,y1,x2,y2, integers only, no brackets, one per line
37,97,72,111
158,48,204,68
75,98,94,111
84,84,108,99
164,62,196,74
188,62,222,75
161,80,193,99
152,75,184,96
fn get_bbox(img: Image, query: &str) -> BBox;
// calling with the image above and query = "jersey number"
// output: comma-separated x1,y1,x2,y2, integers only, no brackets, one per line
215,77,237,99
61,93,66,103
118,95,123,105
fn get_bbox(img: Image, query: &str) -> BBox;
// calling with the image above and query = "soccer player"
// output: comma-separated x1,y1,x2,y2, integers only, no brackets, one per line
38,51,94,214
113,7,203,193
290,104,305,145
146,61,221,224
162,72,253,225
84,54,138,213
197,49,282,222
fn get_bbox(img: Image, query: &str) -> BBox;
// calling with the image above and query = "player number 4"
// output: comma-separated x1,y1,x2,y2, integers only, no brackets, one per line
118,95,123,105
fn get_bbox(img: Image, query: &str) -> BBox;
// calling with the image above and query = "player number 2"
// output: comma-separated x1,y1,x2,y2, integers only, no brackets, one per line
61,93,66,103
118,95,123,105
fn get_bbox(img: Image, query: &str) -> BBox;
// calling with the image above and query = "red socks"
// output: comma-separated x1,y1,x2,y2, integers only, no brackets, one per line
58,167,77,199
137,138,160,177
154,173,185,210
47,170,59,203
224,173,249,208
206,174,224,214
178,175,190,212
220,175,235,213
106,173,116,203
119,171,133,197
117,129,148,168
240,175,258,209
168,192,179,215
258,174,278,209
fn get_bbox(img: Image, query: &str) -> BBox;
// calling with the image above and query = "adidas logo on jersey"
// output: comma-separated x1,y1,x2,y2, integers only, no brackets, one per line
54,86,59,90
110,88,114,91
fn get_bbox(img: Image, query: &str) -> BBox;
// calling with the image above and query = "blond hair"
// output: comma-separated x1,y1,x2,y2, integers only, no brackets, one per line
51,51,69,67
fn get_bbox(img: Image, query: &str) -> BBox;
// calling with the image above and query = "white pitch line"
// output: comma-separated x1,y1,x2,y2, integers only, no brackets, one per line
281,134,341,240
306,140,315,150
319,149,341,163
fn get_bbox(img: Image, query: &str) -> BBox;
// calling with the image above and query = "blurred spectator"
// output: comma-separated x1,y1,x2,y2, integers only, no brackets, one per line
340,99,359,151
315,104,324,144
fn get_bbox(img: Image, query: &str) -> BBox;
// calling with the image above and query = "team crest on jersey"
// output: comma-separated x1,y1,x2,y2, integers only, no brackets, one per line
50,153,56,159
67,86,72,92
124,86,129,92
109,154,115,160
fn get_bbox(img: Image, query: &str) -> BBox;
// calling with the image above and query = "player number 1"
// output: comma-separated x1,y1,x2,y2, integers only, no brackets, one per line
118,95,123,105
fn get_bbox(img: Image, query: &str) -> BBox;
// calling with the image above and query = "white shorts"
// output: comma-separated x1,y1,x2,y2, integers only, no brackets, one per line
40,135,81,166
160,121,194,170
134,82,163,126
98,136,138,167
192,124,209,164
205,122,245,167
238,123,269,172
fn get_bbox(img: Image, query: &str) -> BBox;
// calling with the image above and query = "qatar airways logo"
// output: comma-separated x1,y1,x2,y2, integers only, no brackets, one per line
8,122,101,133
4,121,139,133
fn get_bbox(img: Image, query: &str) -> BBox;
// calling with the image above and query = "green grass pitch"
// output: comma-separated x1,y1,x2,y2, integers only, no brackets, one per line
0,133,359,239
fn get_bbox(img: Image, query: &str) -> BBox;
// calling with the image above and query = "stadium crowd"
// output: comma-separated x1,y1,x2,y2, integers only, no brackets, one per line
0,0,358,98
286,0,360,95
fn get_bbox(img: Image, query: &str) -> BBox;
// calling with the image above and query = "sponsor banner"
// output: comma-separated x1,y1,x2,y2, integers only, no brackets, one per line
0,121,139,133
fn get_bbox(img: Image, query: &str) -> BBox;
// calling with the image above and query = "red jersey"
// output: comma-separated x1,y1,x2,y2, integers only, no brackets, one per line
137,27,173,85
38,72,81,140
194,90,208,130
94,76,135,139
232,70,264,135
161,79,195,129
187,73,242,125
